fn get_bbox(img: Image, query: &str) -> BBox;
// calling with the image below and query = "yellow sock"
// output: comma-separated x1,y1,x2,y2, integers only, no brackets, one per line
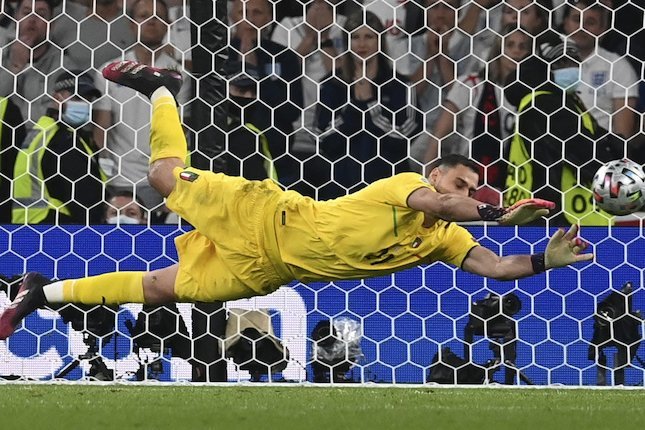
150,95,188,164
62,272,146,305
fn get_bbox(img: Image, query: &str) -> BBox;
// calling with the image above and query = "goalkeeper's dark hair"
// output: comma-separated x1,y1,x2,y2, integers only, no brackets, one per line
431,154,479,175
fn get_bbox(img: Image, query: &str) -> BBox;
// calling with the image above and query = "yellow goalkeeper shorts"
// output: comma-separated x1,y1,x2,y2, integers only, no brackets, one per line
166,168,293,302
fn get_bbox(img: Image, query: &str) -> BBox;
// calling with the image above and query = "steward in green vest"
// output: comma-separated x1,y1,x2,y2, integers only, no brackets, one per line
0,97,25,223
225,62,278,182
503,32,621,226
12,70,106,225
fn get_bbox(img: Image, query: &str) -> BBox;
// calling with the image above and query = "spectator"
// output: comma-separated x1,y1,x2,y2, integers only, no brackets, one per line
0,0,89,64
0,1,17,47
65,0,136,70
271,0,346,158
0,0,78,125
407,0,470,163
363,0,425,77
93,0,189,211
50,0,89,57
458,0,550,76
555,0,643,63
225,61,278,182
561,0,639,139
0,97,25,223
229,0,304,188
423,27,532,204
104,190,147,225
166,0,193,70
314,11,422,199
503,32,622,226
12,70,105,225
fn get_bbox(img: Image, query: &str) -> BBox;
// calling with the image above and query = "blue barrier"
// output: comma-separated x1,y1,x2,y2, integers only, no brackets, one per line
1,225,643,385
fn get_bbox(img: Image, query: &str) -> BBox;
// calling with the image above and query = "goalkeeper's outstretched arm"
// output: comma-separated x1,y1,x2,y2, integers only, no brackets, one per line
461,225,594,281
407,187,555,225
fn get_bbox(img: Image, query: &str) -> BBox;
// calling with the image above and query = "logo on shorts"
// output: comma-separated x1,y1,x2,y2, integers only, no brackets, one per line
180,171,199,182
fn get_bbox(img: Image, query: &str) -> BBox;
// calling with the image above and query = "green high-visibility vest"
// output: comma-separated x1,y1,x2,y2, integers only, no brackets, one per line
245,122,278,182
504,91,611,225
12,116,105,224
0,98,8,174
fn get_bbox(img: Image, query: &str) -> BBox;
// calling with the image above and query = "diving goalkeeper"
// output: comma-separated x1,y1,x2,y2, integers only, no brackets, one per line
0,61,593,340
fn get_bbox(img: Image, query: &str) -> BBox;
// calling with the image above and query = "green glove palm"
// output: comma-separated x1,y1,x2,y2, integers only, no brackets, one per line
545,225,595,269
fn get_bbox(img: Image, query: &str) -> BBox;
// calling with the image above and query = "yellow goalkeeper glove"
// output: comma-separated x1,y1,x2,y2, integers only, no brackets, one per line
545,225,595,269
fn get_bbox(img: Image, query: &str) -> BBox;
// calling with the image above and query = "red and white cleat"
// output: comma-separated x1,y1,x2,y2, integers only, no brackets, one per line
102,60,183,98
0,272,49,340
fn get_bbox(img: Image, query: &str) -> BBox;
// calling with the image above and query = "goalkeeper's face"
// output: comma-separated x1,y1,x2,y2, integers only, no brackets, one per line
429,165,479,198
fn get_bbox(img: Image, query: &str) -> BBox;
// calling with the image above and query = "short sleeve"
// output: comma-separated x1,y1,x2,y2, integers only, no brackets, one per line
445,76,477,111
613,57,639,99
373,172,433,208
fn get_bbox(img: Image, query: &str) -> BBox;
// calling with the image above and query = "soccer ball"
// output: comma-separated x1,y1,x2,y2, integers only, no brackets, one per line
592,159,645,216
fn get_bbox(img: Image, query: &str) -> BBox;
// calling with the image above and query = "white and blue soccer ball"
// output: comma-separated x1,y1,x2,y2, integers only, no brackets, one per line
592,159,645,216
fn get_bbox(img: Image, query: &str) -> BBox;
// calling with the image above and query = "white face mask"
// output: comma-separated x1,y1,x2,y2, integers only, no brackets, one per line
106,215,141,225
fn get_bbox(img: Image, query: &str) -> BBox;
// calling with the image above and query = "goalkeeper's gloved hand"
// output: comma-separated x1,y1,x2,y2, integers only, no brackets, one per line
544,224,594,269
477,198,555,225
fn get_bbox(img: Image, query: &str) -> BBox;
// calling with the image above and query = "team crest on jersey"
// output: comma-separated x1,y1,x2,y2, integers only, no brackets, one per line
591,72,607,87
180,171,199,182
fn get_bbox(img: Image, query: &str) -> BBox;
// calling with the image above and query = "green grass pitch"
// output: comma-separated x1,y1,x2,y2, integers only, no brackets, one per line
2,385,645,430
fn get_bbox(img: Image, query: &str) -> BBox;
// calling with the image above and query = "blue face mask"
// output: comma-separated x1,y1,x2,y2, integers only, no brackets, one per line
553,67,580,92
63,100,91,127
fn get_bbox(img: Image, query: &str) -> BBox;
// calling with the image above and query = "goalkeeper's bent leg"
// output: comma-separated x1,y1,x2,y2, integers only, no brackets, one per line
148,87,187,197
42,265,179,305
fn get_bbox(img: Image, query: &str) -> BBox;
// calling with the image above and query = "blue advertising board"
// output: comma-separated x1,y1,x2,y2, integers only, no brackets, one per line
0,225,643,385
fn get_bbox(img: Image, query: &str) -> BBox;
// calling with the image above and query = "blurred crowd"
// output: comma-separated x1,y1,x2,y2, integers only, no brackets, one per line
0,0,643,226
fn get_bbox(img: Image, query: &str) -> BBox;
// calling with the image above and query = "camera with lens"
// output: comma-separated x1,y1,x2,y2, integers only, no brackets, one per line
311,317,362,383
594,281,641,329
126,304,191,380
56,304,117,380
589,281,642,385
462,292,530,385
469,293,521,336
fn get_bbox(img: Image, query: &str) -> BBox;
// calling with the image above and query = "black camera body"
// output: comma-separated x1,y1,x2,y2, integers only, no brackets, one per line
56,304,117,380
589,281,642,385
126,304,191,380
311,319,358,383
461,292,530,385
58,304,116,339
469,293,521,337
591,281,641,351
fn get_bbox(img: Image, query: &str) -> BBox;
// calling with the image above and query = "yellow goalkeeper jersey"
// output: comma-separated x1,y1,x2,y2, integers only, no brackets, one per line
273,172,480,282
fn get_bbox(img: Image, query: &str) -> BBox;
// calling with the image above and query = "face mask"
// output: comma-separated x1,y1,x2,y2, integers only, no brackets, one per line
553,67,580,92
106,215,141,225
63,100,91,127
